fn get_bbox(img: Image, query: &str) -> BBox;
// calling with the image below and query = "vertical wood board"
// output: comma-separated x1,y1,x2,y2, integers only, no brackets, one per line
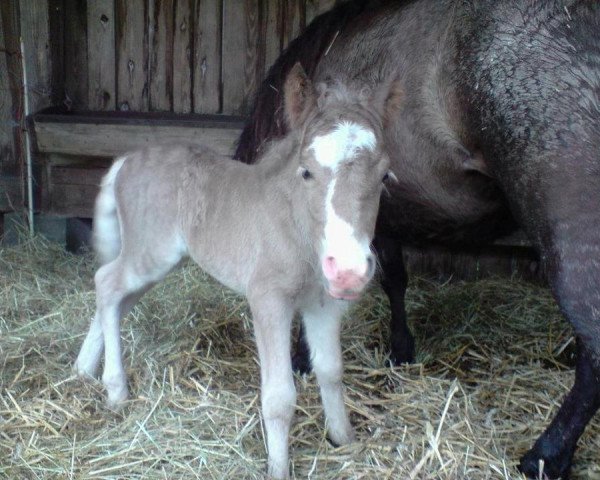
148,0,174,111
173,0,193,113
262,0,282,75
222,0,260,114
116,0,149,111
19,0,53,112
63,0,89,110
87,0,116,110
193,0,221,113
306,0,336,24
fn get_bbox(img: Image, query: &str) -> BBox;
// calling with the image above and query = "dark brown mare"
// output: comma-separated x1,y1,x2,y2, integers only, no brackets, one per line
234,1,600,478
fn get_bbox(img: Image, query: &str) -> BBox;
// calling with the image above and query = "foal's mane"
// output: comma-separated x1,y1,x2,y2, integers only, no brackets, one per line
234,0,383,165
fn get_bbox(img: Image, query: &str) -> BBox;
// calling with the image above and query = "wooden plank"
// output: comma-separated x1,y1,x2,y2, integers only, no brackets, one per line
87,0,116,110
173,0,193,113
52,164,107,186
263,0,282,74
0,0,23,209
193,0,221,113
148,0,174,111
63,0,89,110
48,181,99,217
48,0,65,106
116,0,149,111
222,0,260,114
0,6,16,173
34,120,243,157
19,0,53,112
282,0,304,48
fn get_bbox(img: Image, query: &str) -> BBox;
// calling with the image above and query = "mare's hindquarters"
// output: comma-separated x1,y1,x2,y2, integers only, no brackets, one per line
457,2,600,477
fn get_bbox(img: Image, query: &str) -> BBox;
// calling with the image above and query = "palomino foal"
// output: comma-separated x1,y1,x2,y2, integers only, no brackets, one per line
74,64,401,479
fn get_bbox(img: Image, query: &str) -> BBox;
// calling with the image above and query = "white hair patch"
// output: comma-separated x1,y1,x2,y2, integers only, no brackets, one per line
310,121,376,171
322,178,371,270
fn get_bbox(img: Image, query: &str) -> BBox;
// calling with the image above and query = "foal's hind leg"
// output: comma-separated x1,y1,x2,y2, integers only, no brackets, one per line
302,299,354,446
75,312,104,378
94,250,183,407
374,235,415,365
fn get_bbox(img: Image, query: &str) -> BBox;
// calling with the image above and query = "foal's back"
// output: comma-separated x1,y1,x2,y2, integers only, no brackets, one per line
107,145,284,295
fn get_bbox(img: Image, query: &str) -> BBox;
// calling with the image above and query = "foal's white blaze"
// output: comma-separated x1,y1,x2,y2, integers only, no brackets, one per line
310,121,376,170
310,122,376,278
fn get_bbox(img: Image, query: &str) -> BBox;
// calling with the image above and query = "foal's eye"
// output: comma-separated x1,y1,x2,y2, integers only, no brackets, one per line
382,172,390,182
301,168,313,180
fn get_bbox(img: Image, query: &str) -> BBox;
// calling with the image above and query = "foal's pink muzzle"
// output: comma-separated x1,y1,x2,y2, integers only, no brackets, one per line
322,254,376,300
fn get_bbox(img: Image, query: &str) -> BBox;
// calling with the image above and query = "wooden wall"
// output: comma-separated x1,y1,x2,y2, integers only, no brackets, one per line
52,0,338,115
0,0,339,222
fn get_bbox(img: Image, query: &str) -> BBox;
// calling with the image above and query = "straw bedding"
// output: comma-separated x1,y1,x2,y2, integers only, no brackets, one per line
1,236,599,479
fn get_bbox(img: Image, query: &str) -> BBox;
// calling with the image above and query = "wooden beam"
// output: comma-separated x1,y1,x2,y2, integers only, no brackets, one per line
33,112,245,157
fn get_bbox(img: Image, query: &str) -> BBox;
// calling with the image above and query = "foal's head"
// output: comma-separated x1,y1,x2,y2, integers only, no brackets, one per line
281,63,403,300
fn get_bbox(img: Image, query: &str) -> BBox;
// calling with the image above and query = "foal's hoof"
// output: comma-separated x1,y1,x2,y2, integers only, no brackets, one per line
518,445,573,480
327,429,356,448
106,389,129,410
74,359,99,379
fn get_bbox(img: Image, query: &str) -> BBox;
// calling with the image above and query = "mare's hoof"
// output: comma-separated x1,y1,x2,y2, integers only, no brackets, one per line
388,338,416,366
518,446,573,480
291,350,312,375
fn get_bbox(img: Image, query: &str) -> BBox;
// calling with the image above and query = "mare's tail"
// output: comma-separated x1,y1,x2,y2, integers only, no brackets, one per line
93,157,126,265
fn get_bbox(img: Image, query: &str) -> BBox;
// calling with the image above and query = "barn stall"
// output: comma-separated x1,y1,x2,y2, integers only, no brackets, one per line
1,1,599,479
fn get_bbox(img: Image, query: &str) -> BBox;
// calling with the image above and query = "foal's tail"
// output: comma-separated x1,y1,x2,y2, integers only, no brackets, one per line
93,156,126,265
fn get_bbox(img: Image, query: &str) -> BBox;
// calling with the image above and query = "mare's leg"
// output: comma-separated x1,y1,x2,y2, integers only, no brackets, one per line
249,289,296,480
291,323,312,374
374,235,415,364
302,300,354,445
518,226,600,478
519,339,600,479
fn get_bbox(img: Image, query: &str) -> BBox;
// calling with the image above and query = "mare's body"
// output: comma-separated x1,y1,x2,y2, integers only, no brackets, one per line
235,1,600,478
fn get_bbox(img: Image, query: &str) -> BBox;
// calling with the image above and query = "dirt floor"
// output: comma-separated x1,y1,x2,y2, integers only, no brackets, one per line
1,237,599,479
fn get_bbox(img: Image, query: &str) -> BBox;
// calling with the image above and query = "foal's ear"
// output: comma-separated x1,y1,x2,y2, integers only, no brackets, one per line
283,62,317,130
372,78,404,128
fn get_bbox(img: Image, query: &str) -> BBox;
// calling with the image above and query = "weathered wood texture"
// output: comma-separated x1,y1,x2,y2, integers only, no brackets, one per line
34,112,245,157
43,0,340,115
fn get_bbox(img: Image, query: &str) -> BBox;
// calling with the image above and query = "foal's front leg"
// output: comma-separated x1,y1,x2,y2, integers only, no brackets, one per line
249,290,296,479
302,299,354,446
